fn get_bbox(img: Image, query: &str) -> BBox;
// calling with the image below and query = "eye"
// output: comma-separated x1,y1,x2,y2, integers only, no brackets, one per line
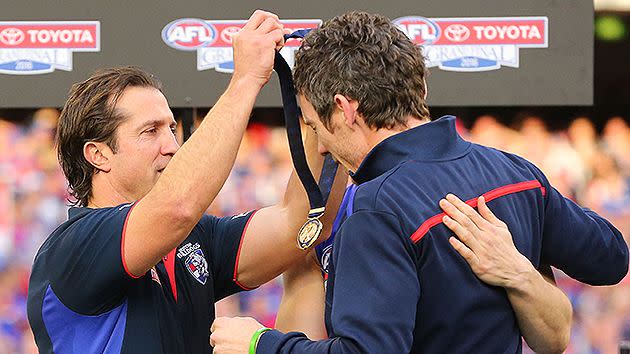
170,126,177,134
144,127,157,134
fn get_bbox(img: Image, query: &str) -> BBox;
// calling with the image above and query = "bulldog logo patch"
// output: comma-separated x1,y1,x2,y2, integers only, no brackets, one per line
184,248,209,285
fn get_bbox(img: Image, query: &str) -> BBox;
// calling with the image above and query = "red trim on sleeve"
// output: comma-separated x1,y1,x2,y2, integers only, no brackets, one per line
121,202,142,279
410,180,544,243
233,210,259,291
163,248,177,302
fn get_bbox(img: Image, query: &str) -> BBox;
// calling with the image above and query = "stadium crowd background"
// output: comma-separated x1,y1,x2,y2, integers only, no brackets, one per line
0,107,629,354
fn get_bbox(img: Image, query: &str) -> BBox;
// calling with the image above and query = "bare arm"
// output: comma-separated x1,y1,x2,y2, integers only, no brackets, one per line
506,263,571,354
439,195,572,354
124,11,285,276
275,252,327,339
235,127,348,287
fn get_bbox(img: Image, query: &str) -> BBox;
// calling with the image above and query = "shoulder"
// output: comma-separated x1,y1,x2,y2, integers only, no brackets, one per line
472,143,546,175
351,162,426,215
68,204,133,237
35,204,133,259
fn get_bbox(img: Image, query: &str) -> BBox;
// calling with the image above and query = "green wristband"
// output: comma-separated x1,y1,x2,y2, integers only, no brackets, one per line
249,327,272,354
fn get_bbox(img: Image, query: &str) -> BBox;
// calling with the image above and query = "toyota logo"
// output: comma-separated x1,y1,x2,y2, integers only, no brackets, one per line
0,28,25,46
220,26,241,44
444,24,470,42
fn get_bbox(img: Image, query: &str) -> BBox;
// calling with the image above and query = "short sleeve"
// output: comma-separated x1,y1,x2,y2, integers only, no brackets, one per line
197,211,257,300
47,205,136,315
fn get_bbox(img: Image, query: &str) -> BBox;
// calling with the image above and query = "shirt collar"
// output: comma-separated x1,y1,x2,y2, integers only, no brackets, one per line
68,207,91,219
350,116,470,184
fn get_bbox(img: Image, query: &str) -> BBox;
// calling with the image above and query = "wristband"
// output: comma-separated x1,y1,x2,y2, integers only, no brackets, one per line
249,327,272,354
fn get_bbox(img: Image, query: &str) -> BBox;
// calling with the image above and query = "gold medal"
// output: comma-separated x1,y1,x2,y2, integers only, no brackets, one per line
297,217,323,250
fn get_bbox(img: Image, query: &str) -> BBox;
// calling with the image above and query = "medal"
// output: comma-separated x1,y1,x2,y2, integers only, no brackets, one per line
297,216,323,250
297,206,325,249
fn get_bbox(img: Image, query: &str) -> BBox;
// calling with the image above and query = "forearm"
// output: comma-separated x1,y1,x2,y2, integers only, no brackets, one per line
149,77,259,217
505,264,572,354
276,253,327,339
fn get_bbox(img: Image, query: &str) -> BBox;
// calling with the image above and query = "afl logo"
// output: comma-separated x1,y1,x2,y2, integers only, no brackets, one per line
162,18,217,51
444,24,470,42
393,16,440,45
0,28,25,46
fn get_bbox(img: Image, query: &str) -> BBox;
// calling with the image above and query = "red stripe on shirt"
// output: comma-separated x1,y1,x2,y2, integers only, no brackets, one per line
121,200,178,300
164,248,177,301
121,202,142,279
410,180,544,243
233,210,259,291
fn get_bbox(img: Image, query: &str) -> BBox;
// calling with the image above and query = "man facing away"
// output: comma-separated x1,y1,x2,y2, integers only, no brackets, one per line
210,11,628,353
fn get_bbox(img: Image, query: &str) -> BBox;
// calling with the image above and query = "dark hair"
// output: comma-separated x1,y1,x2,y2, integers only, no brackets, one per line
56,66,162,206
293,11,430,130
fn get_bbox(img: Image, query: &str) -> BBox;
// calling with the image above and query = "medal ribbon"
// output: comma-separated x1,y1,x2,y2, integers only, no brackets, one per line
274,30,338,220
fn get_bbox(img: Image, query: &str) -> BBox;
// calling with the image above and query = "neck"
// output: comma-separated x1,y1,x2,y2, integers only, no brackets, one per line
368,116,428,148
355,116,429,169
87,173,134,208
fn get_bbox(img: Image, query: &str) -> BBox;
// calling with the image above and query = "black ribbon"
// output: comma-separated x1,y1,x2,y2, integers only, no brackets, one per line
274,30,338,218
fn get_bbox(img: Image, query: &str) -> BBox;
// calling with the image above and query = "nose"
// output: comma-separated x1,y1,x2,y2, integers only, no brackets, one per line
162,129,180,156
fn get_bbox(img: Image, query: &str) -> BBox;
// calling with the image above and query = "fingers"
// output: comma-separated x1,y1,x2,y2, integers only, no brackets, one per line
209,318,220,347
445,194,491,230
242,10,280,31
210,317,222,333
448,236,479,267
231,10,284,86
266,28,285,51
442,214,481,252
477,196,506,227
258,16,282,34
439,197,480,236
244,12,284,50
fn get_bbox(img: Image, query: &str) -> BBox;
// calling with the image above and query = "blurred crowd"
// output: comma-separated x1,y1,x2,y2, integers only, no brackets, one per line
0,109,629,353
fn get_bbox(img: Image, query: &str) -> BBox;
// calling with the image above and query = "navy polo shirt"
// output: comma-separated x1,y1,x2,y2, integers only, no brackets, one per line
27,203,255,353
258,116,628,353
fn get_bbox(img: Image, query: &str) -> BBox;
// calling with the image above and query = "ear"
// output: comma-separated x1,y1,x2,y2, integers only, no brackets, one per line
333,94,360,129
423,78,428,100
83,141,112,173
